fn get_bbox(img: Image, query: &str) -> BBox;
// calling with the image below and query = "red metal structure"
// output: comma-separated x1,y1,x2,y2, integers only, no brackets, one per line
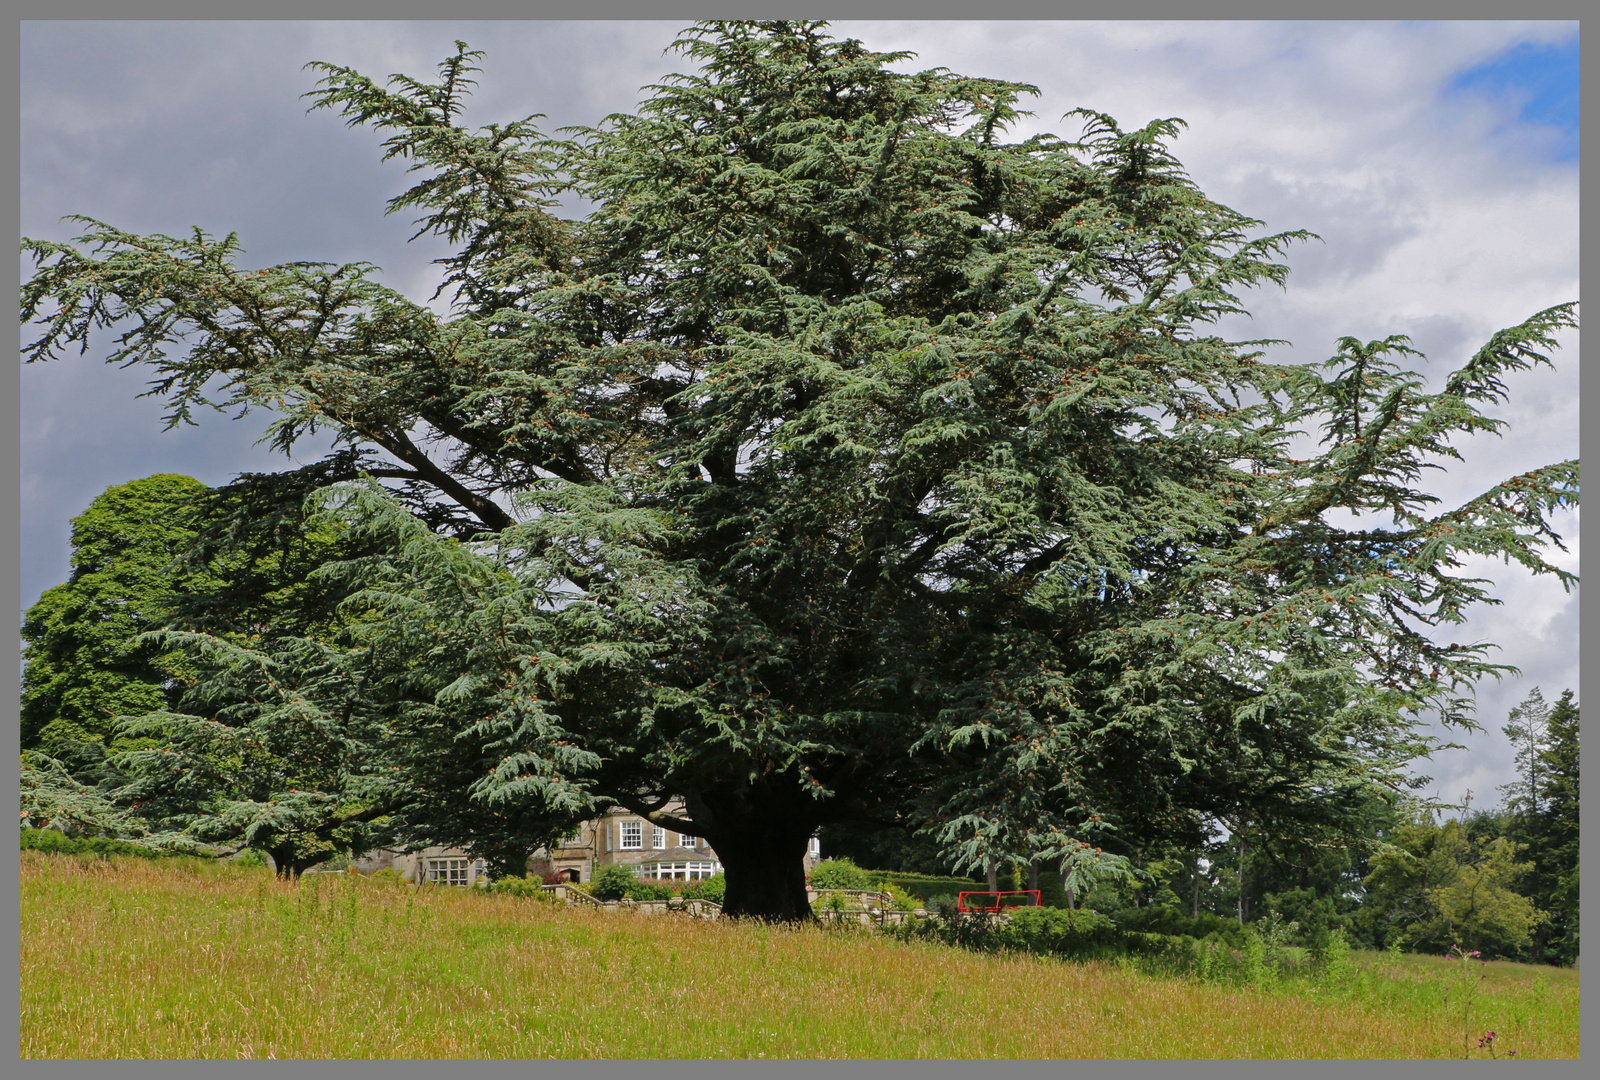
956,890,1042,913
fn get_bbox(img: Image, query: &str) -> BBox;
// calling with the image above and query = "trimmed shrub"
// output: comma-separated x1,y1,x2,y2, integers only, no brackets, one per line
589,864,639,901
808,857,875,891
1035,870,1070,909
862,870,983,901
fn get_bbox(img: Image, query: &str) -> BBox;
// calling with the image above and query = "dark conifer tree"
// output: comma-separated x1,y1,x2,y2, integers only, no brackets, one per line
21,23,1579,917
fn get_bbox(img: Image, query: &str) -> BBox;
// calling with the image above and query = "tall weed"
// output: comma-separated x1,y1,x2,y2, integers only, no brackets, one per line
20,853,1578,1059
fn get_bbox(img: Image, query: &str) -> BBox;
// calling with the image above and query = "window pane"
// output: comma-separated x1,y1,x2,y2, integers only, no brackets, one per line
427,857,473,886
652,825,666,849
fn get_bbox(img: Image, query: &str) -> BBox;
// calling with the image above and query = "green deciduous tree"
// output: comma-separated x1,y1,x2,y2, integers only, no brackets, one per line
20,23,1579,918
1360,809,1545,958
20,474,209,775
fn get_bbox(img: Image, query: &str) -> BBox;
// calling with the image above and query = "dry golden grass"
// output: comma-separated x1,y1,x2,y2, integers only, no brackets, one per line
20,852,1579,1059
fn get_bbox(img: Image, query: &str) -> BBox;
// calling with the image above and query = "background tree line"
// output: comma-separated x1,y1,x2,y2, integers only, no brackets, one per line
824,684,1578,966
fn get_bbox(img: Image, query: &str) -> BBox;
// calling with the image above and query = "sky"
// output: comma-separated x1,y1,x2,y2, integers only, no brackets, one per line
18,20,1579,813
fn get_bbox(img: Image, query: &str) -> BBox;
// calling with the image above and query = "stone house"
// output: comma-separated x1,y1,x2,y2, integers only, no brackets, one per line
346,844,492,887
348,801,822,886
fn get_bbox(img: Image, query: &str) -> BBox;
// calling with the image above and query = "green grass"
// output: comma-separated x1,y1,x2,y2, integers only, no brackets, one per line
21,852,1578,1059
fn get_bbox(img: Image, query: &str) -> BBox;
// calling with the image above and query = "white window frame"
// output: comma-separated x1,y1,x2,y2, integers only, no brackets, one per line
426,857,472,886
638,859,721,881
652,825,666,849
620,819,643,850
680,833,696,850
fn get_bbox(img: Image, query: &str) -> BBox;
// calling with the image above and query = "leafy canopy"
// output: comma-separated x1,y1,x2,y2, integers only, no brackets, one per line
19,22,1578,914
21,475,210,775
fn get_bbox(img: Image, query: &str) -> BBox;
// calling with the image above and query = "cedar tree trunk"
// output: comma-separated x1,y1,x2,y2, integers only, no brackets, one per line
683,782,817,922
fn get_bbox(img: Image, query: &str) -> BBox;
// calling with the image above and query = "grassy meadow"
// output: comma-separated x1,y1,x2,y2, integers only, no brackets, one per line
21,851,1579,1059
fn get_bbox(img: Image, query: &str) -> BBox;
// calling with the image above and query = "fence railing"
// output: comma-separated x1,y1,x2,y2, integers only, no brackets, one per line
542,883,605,908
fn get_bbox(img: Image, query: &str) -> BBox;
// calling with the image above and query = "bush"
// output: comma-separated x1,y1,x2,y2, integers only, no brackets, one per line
1251,910,1303,972
1316,928,1354,986
1000,907,1123,956
233,848,269,869
893,904,1220,976
682,872,725,904
589,864,639,901
587,864,678,902
627,878,672,902
20,827,174,860
882,882,919,912
1035,870,1070,909
1260,886,1359,946
923,894,959,916
490,875,552,900
808,857,874,891
1113,905,1249,949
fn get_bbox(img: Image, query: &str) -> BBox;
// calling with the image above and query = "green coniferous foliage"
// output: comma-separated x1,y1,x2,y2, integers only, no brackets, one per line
1471,687,1579,965
19,23,1579,918
20,475,209,775
1535,690,1578,964
105,463,568,877
1498,687,1552,816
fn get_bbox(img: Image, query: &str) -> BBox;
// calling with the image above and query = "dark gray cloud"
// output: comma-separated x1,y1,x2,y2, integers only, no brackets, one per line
21,20,689,608
20,20,1578,808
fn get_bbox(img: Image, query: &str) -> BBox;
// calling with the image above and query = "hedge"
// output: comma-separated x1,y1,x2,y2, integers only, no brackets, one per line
864,871,984,901
20,827,178,860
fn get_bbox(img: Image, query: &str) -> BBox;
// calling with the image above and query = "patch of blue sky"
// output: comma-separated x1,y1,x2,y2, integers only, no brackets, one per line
1443,36,1578,162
